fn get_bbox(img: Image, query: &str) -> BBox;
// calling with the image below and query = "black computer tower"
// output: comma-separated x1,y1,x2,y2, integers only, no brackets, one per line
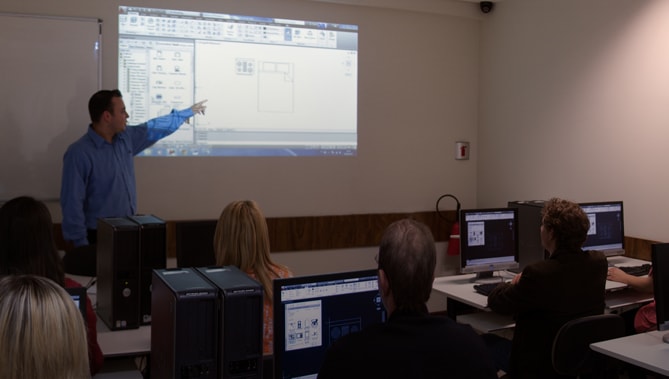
127,214,166,325
97,217,140,330
152,268,219,379
196,266,264,379
508,200,547,272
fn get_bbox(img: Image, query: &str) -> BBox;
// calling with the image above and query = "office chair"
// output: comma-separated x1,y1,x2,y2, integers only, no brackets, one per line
552,313,625,378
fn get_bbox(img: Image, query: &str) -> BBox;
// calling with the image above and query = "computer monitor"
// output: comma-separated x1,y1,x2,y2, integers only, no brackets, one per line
459,207,520,282
651,243,669,343
273,269,386,379
580,201,625,257
65,287,88,326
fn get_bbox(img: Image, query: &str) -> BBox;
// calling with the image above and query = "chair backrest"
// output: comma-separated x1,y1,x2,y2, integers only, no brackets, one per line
552,313,625,376
174,220,217,268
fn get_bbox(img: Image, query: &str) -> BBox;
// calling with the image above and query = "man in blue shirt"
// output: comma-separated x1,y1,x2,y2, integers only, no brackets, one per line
60,89,206,275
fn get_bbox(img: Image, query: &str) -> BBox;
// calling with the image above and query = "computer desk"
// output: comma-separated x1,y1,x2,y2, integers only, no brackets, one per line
590,330,669,377
432,255,654,333
65,275,151,358
66,258,180,377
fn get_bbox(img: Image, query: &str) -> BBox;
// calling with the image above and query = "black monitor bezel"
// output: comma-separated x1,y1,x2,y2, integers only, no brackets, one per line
652,243,669,332
579,200,625,252
272,269,384,379
459,207,520,275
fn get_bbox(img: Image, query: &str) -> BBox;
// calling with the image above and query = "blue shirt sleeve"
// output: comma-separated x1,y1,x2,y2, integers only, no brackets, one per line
130,107,195,153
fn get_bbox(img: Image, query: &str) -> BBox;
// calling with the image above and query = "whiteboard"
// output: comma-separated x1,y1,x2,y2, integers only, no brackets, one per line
0,13,101,201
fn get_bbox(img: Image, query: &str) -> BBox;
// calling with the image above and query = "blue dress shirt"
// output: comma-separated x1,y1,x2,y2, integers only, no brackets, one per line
60,108,194,246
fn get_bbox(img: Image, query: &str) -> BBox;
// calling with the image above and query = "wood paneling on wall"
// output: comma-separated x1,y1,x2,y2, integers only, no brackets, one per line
54,213,658,261
55,211,458,257
624,236,660,262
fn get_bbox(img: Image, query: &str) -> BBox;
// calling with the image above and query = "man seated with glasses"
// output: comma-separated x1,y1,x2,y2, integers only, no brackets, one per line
318,218,498,379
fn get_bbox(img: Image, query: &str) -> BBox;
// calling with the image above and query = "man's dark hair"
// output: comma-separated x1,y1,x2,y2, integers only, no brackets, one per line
88,89,123,123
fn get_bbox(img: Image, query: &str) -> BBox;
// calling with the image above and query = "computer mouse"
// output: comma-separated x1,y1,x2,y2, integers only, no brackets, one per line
663,333,669,344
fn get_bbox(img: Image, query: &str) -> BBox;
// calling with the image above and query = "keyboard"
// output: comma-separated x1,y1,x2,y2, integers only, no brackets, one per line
473,282,504,296
618,264,651,277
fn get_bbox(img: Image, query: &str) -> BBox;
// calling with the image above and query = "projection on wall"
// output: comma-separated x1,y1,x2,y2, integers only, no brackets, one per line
119,6,358,156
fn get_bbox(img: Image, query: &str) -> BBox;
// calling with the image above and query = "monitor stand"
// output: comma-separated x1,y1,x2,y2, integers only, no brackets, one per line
469,271,502,284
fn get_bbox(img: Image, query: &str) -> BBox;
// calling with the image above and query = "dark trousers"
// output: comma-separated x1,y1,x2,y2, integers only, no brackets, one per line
63,229,97,277
481,332,512,374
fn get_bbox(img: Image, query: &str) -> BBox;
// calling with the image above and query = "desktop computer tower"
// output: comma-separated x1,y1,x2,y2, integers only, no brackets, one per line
152,268,219,379
127,214,166,325
508,200,547,272
97,217,140,330
196,266,264,379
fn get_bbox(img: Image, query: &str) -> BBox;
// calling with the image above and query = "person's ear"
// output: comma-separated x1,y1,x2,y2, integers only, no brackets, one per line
378,268,390,296
102,109,113,122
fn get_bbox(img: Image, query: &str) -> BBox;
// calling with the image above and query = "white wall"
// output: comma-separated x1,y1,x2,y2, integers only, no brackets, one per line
1,0,481,313
1,0,481,222
478,0,669,242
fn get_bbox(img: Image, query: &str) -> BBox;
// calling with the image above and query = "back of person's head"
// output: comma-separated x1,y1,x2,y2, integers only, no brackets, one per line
377,218,436,312
0,196,64,285
88,89,123,123
541,197,590,250
0,275,89,379
214,200,270,268
214,200,278,300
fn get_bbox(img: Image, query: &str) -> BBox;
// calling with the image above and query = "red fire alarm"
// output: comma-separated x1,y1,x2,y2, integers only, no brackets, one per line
455,141,470,160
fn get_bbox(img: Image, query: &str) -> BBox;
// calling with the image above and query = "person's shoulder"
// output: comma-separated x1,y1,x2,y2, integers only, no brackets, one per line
64,277,83,288
585,249,607,262
64,129,101,156
65,131,92,150
522,258,553,274
271,264,293,279
427,314,482,337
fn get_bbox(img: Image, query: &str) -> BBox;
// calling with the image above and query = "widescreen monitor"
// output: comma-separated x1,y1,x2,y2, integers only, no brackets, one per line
580,201,625,257
118,6,358,157
459,207,519,282
273,269,386,378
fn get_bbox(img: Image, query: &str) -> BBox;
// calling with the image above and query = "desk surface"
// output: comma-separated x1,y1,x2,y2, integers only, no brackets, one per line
66,273,156,358
432,255,653,332
591,330,669,376
433,255,652,309
97,321,151,357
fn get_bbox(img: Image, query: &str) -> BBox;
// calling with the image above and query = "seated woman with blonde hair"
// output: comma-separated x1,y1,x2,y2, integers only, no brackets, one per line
0,274,90,379
0,196,103,374
214,200,293,355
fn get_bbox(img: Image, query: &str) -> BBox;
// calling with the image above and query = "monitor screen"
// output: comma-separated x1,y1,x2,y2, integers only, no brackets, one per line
459,207,519,280
652,243,669,334
273,270,386,379
580,201,624,256
65,287,88,326
118,6,358,157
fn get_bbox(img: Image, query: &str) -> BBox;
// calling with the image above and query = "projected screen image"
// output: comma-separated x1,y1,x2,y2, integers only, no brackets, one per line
119,6,358,157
